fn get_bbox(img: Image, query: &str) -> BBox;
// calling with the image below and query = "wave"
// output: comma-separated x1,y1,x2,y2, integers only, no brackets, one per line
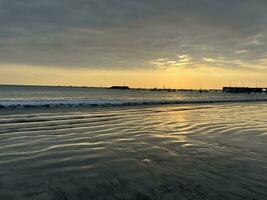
1,98,267,108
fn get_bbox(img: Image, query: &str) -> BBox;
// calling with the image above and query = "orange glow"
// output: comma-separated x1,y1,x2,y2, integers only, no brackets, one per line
0,64,267,89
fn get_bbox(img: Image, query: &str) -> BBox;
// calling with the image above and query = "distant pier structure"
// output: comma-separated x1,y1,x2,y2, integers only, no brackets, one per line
223,87,267,93
109,86,130,90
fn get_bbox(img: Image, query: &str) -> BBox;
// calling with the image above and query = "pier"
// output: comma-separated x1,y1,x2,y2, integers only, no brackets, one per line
223,87,267,93
109,86,130,90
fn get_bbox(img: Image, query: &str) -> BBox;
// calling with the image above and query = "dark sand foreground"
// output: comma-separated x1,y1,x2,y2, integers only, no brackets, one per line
0,103,267,199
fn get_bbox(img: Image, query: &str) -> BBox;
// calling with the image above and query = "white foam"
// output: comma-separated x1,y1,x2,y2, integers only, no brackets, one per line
0,98,267,108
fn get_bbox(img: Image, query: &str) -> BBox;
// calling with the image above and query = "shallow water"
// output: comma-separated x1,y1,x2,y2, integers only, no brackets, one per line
1,103,267,199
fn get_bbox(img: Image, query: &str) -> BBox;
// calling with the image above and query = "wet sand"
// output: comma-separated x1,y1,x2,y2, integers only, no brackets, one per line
0,103,267,199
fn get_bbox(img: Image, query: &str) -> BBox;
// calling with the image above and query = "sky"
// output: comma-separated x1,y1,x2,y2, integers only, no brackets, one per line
0,0,267,89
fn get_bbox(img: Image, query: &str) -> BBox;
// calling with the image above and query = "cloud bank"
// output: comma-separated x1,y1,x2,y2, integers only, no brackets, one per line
0,0,267,71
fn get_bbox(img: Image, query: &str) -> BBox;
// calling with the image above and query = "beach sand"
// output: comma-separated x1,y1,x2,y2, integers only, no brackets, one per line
0,103,267,199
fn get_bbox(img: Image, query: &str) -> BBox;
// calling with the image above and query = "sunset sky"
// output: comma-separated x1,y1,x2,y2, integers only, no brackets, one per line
1,0,267,89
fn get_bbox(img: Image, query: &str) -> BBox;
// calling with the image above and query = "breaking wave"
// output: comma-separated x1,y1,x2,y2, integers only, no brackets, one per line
1,98,267,108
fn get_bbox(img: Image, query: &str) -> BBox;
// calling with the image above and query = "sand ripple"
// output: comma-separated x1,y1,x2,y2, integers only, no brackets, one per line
1,103,267,199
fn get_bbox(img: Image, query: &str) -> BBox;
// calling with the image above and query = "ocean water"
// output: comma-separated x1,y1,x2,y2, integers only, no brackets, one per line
0,85,267,199
0,85,267,107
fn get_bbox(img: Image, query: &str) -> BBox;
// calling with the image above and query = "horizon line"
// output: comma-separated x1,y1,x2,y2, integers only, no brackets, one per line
0,83,224,90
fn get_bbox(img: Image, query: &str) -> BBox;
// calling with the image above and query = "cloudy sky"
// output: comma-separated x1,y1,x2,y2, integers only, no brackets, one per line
0,0,267,88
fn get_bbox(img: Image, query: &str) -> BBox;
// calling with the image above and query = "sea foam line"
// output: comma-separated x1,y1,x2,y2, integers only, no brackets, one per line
0,98,267,108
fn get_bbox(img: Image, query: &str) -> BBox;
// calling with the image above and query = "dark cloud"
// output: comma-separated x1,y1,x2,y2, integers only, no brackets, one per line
0,0,267,70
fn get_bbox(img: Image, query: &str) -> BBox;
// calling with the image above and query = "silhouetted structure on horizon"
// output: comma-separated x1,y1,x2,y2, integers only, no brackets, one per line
223,87,267,93
109,86,130,90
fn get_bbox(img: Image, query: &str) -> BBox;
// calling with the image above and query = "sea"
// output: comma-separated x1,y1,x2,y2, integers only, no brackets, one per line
0,85,267,200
